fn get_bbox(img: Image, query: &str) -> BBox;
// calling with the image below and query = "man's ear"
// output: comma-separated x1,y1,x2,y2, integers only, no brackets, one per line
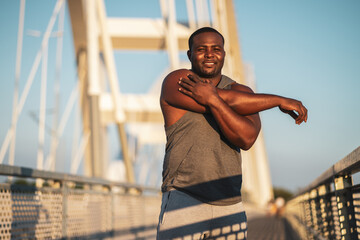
187,50,191,61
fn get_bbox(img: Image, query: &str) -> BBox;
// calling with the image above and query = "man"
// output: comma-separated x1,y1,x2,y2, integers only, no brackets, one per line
157,27,307,240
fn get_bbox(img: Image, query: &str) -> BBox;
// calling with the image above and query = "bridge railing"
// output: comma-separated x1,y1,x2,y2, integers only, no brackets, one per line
0,164,161,240
285,146,360,240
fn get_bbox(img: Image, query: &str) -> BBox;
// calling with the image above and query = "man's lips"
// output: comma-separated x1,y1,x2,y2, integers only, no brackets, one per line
203,61,216,67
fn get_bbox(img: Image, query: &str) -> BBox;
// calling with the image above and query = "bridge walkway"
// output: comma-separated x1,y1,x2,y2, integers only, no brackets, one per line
248,216,301,240
246,205,302,240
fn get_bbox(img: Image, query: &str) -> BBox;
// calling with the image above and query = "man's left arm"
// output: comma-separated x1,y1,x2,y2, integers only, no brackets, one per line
208,86,262,150
180,74,308,125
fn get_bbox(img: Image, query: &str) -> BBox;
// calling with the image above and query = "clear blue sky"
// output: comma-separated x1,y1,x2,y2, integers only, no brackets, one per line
0,0,359,192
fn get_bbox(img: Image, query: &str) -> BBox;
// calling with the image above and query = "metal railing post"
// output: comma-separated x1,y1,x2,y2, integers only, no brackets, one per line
299,197,307,229
110,185,115,237
318,184,334,238
310,189,321,235
335,175,358,240
308,190,316,235
303,193,314,238
62,181,68,239
300,194,313,239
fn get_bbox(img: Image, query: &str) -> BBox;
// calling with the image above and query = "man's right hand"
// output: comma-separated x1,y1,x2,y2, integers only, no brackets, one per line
178,74,219,106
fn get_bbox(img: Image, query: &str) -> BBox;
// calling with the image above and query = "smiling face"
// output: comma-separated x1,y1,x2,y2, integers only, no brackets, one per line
187,31,225,80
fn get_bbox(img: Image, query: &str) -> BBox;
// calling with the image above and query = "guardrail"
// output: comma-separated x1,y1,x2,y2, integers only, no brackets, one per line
285,146,360,240
0,164,161,239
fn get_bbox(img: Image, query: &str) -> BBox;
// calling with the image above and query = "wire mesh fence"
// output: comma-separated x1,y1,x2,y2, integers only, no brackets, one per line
0,164,161,240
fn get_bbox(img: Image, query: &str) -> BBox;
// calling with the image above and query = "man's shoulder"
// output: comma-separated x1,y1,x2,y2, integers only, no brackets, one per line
165,69,192,82
161,69,191,97
221,75,254,93
160,69,197,127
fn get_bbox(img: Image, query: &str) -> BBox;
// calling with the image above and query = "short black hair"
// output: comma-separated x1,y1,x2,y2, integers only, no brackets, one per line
188,27,225,50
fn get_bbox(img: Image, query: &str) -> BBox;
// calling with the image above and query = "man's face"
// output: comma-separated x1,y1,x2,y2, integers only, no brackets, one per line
187,32,225,79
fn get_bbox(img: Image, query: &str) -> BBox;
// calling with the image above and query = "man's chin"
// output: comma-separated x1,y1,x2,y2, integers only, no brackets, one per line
191,67,219,78
199,71,217,78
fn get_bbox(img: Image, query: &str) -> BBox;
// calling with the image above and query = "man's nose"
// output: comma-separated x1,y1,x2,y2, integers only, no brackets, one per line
204,50,214,58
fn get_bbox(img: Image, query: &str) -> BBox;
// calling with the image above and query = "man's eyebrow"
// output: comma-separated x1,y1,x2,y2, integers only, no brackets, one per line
195,44,223,48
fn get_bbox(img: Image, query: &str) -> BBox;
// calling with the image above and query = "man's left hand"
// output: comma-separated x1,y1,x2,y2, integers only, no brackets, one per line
279,98,308,125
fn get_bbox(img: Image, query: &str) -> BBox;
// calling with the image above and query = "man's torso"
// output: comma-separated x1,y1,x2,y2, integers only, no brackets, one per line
161,75,243,205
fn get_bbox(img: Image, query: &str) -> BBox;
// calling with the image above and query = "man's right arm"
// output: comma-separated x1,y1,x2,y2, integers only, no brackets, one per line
161,69,208,113
160,69,208,127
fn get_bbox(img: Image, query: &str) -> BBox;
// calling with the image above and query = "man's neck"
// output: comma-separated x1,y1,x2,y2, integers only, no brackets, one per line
203,75,222,86
191,70,222,86
209,75,222,86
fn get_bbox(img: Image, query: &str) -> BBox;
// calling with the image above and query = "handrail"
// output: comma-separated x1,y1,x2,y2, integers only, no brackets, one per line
0,163,159,193
286,146,360,240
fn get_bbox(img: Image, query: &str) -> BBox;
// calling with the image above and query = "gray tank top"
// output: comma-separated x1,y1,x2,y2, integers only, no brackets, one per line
161,75,242,205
